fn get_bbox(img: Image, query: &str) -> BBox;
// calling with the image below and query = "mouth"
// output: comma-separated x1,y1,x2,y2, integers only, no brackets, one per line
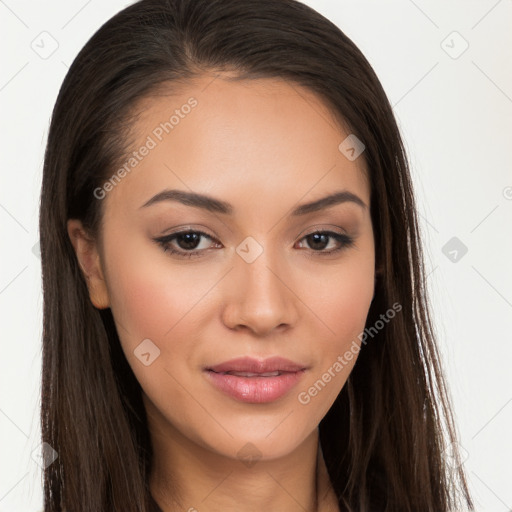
208,370,291,377
205,355,307,374
203,357,308,403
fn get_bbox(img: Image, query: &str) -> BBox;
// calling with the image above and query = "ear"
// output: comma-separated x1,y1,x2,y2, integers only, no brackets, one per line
67,219,110,309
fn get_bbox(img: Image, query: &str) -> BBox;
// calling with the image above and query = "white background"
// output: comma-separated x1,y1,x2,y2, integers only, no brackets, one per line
1,1,511,510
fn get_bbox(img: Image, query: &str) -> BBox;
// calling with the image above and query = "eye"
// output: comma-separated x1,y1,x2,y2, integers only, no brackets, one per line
153,228,355,259
154,229,219,259
295,229,355,255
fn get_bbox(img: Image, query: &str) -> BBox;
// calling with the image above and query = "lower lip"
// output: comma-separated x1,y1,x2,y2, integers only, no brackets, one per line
204,370,306,403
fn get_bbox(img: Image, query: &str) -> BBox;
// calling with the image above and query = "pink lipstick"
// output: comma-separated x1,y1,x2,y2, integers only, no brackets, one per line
204,356,307,403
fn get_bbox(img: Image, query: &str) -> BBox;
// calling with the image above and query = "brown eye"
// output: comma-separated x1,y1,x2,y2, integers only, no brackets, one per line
296,230,354,254
154,230,219,258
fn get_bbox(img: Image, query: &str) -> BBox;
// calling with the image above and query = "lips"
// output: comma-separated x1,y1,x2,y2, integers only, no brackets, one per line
205,356,307,375
203,356,308,403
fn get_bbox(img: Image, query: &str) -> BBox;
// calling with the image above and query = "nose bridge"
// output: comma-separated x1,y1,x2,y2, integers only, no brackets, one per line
237,238,288,304
224,236,297,333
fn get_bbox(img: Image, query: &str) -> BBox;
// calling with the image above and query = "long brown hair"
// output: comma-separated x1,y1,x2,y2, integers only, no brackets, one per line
39,0,474,510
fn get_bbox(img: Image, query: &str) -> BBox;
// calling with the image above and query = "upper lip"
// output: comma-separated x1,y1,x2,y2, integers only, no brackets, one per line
205,356,307,374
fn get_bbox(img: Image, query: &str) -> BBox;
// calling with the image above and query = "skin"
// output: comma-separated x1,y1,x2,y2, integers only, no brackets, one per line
68,73,375,512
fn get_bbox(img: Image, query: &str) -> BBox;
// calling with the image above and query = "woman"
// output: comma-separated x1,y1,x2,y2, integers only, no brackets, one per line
39,0,474,510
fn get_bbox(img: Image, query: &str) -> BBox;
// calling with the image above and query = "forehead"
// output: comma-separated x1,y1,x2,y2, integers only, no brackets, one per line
104,74,370,216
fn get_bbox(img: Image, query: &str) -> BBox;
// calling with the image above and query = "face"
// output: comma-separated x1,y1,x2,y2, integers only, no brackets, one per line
68,74,375,463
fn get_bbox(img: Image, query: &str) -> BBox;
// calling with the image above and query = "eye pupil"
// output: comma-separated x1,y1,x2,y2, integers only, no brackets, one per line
177,232,201,250
308,233,329,250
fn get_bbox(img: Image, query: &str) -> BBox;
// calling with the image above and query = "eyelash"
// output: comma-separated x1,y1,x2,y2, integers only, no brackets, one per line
154,228,355,259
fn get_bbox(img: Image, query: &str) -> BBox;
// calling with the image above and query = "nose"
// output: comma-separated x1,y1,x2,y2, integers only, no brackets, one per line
221,251,299,336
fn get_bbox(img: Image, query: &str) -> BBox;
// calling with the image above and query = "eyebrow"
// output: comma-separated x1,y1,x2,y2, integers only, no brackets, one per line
140,189,367,215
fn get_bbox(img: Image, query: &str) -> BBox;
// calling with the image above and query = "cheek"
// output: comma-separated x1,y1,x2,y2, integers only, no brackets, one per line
103,248,208,402
109,271,171,340
103,238,221,381
102,234,188,347
332,281,373,340
295,266,373,419
311,277,372,379
307,256,374,346
300,246,374,396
